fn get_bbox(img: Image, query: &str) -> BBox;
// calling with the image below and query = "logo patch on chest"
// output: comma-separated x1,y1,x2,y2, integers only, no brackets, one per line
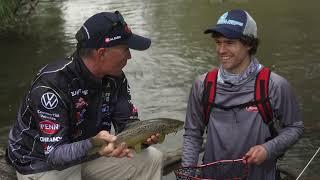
41,92,58,109
39,120,60,134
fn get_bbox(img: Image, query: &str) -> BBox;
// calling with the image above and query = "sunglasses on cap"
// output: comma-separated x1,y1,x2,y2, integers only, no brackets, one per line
76,11,132,49
100,11,131,37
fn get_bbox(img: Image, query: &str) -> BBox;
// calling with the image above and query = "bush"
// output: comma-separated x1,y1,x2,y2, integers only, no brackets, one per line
0,0,40,32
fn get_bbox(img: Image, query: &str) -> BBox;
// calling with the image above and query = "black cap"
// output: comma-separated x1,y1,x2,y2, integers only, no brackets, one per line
76,11,151,50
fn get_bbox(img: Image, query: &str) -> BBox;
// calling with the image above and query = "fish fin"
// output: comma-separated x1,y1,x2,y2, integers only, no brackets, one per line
159,134,165,144
134,143,142,153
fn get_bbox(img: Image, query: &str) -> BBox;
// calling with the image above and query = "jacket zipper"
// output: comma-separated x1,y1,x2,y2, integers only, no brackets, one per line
96,80,103,129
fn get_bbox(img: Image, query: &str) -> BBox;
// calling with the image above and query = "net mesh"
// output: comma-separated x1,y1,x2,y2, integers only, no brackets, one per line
174,159,248,180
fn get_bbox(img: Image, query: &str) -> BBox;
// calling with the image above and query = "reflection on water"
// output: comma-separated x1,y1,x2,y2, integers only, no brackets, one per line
0,0,319,179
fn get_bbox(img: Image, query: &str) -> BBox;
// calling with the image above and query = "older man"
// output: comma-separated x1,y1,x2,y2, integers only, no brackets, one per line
7,11,163,180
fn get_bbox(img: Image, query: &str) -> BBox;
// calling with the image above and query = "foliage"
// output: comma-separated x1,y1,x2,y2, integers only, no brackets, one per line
0,0,40,32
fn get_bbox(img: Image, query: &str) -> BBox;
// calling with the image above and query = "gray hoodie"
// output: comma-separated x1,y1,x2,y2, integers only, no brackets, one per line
182,62,304,180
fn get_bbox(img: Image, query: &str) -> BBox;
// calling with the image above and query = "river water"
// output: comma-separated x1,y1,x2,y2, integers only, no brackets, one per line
0,0,319,179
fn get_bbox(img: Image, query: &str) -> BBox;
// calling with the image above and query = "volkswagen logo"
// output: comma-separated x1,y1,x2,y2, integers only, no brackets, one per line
41,92,58,109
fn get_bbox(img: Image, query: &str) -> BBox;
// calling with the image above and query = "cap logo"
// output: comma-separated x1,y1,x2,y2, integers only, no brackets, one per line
105,35,122,43
217,12,243,27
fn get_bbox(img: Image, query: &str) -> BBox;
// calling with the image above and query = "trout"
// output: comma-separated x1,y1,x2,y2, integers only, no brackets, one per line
89,118,184,154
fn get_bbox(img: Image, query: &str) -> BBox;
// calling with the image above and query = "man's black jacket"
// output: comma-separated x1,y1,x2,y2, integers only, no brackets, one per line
7,53,138,174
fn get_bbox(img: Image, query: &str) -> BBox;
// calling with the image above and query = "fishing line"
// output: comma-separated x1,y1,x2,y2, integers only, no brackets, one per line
296,146,320,180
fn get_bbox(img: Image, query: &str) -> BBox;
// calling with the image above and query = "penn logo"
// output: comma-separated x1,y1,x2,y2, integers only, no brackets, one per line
39,120,60,134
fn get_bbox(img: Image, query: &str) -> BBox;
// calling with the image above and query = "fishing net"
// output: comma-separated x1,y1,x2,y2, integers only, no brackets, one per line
174,159,248,180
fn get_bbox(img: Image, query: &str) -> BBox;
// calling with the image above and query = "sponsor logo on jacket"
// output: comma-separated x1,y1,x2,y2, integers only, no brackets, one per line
40,136,62,143
37,110,60,118
71,89,88,97
43,144,54,155
41,92,58,109
39,120,60,134
75,97,88,109
75,109,86,125
39,114,57,121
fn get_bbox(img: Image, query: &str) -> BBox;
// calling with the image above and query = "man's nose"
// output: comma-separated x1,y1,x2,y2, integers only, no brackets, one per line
217,44,227,54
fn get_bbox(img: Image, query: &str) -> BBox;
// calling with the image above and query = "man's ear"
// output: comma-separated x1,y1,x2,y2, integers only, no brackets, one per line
97,48,109,59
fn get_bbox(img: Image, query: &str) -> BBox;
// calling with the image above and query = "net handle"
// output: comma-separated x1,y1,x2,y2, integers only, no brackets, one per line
198,158,245,168
174,158,248,180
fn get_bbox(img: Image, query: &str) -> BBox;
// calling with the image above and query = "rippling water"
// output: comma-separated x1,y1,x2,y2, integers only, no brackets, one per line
0,0,319,179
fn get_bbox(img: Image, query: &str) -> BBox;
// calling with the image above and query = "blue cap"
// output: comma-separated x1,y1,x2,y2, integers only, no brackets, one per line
76,11,151,50
204,9,257,39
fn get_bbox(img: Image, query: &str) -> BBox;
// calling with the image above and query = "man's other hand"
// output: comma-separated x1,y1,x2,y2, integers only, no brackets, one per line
243,145,267,165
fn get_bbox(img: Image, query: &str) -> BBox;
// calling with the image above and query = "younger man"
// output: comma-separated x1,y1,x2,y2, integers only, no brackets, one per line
182,9,304,180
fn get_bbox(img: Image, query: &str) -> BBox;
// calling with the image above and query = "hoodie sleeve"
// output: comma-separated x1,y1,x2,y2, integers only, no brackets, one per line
262,72,304,160
182,74,207,167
